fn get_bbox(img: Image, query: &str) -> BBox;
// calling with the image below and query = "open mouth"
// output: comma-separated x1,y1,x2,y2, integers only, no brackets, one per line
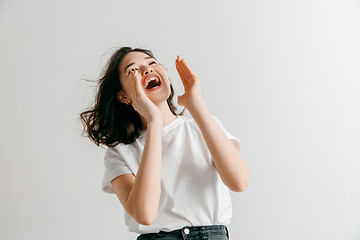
145,77,161,90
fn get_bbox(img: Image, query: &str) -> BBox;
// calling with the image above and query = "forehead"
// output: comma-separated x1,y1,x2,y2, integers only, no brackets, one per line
119,51,152,72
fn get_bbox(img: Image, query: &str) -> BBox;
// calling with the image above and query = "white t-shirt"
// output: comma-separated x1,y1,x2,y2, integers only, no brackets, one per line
102,114,242,234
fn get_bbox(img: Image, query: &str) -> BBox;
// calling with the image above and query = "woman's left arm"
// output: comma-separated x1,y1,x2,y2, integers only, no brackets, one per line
175,56,250,192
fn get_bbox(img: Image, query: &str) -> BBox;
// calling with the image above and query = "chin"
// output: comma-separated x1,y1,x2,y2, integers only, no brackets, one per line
147,86,171,104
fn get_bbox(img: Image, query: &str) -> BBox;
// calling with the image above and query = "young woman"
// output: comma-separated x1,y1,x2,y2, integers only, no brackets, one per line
80,47,249,239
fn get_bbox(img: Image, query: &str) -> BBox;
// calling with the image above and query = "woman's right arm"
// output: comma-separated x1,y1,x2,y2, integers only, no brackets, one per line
111,119,163,226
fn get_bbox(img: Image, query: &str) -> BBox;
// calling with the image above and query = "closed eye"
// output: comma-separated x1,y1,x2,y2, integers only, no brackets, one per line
128,68,138,75
128,61,157,75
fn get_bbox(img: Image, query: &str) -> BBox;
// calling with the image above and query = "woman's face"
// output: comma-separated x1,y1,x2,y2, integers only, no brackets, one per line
117,51,171,105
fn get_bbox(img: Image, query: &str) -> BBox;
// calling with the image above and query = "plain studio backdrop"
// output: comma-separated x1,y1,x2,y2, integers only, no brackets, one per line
1,0,359,239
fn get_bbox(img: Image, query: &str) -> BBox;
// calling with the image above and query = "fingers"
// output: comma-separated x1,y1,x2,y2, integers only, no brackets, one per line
130,70,136,92
131,69,138,83
175,63,188,85
177,57,190,79
129,70,141,105
131,70,142,93
175,56,189,86
175,55,196,79
175,56,187,78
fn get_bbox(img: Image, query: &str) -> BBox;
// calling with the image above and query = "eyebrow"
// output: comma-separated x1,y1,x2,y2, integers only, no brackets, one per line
124,56,153,74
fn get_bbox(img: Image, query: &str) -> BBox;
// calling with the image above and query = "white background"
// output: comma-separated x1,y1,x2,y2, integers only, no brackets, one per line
1,0,359,239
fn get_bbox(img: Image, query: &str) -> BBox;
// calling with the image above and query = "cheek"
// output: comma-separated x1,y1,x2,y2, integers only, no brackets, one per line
158,68,169,81
119,79,132,95
124,83,133,95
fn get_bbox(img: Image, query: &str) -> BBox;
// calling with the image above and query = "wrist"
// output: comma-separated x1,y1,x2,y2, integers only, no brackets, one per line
186,97,207,113
147,116,163,128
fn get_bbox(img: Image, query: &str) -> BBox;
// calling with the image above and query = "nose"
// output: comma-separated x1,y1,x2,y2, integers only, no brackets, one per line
141,65,154,76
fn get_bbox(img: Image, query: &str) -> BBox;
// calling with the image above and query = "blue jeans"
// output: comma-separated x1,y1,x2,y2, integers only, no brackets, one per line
136,224,229,240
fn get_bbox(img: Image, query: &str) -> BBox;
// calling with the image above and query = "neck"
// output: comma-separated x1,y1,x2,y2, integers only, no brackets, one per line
139,101,178,130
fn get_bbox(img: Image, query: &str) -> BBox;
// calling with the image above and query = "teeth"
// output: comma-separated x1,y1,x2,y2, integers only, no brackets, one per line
145,77,160,88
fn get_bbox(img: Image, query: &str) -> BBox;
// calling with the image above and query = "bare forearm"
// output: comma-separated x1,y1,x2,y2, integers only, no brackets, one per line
126,120,162,224
187,98,249,192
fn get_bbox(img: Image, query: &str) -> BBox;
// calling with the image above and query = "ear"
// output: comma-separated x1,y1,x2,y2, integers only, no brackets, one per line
117,91,132,105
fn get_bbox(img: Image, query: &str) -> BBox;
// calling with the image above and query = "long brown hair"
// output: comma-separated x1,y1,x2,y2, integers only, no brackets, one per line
79,47,184,147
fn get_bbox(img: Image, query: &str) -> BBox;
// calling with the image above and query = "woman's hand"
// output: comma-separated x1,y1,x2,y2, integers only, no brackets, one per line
129,70,162,123
175,56,204,110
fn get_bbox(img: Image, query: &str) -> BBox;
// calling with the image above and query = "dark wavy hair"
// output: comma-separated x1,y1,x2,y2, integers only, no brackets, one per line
79,47,184,147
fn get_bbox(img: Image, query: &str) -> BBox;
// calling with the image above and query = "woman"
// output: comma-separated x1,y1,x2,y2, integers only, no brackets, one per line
80,47,250,239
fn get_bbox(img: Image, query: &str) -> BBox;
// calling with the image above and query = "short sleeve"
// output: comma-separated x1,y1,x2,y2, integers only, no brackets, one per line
101,146,133,194
212,115,242,152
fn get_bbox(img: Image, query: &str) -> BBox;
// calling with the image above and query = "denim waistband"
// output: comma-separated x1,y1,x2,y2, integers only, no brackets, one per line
137,224,229,239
